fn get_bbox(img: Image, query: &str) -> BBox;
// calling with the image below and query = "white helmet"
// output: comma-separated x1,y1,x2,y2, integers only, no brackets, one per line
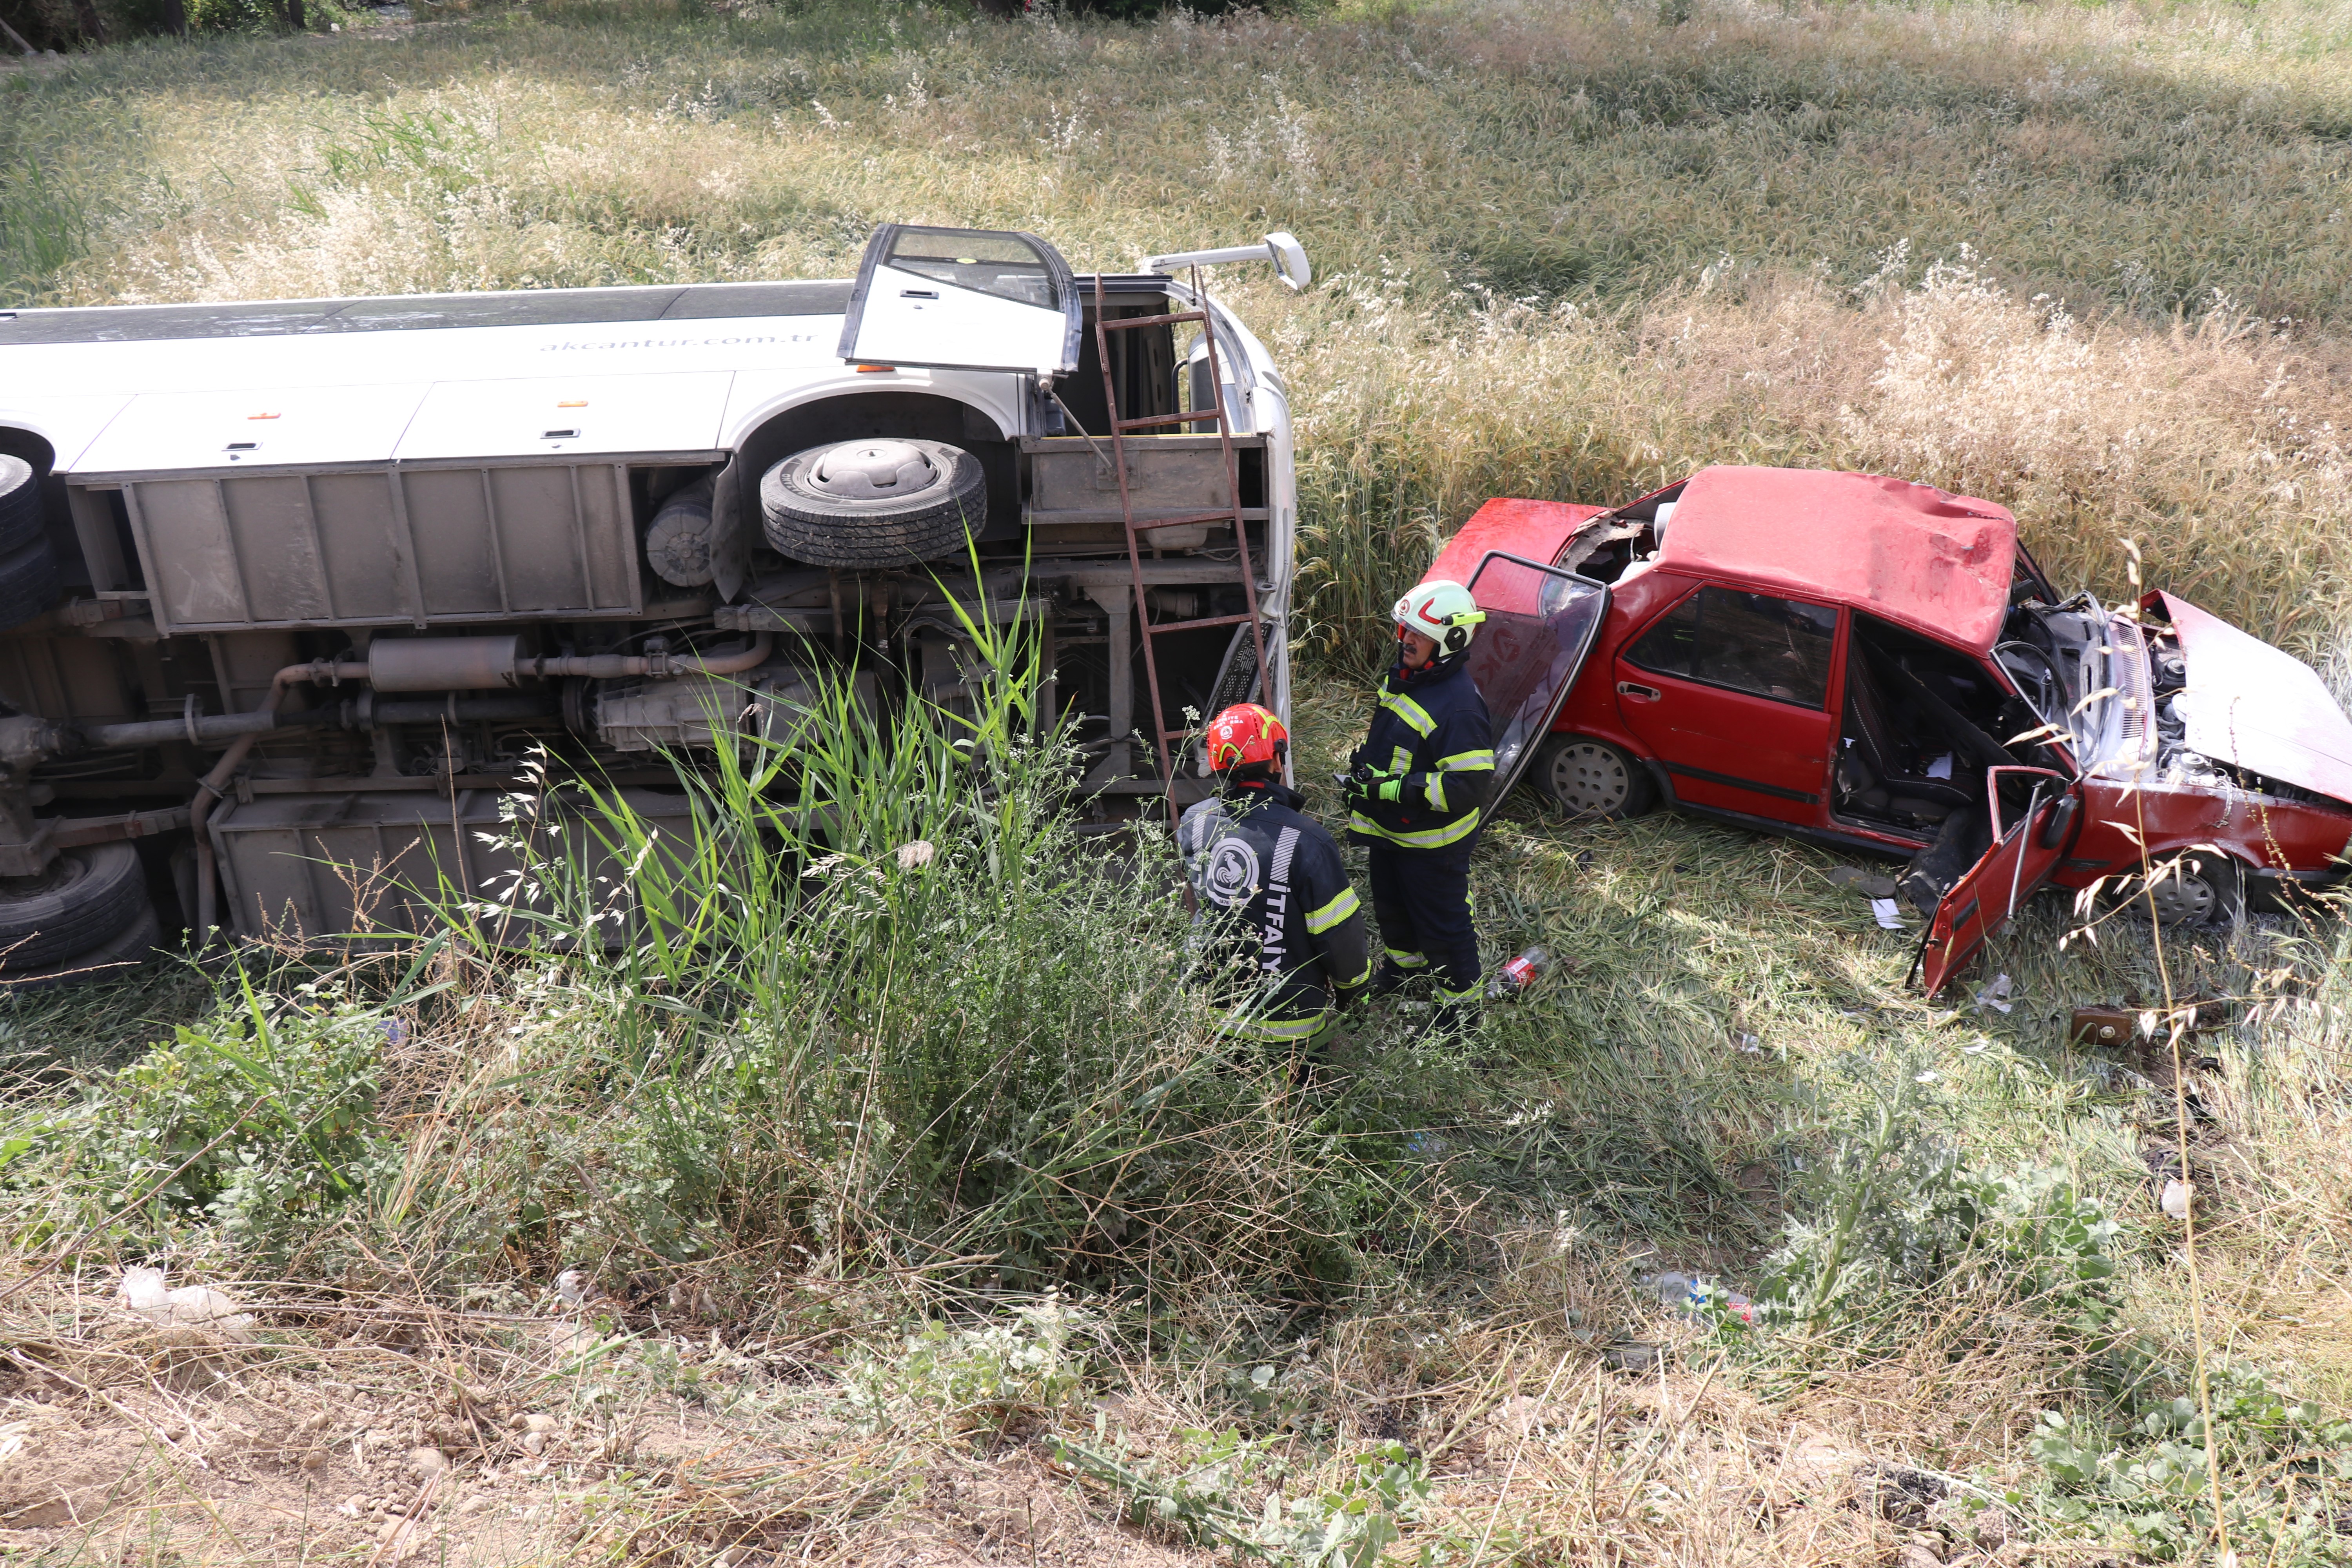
1393,579,1486,657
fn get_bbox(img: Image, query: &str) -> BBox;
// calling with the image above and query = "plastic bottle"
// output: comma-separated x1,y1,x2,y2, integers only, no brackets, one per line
1641,1270,1757,1325
1487,946,1549,999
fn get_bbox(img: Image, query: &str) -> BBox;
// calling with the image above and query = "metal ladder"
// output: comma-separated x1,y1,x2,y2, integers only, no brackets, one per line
1090,270,1272,824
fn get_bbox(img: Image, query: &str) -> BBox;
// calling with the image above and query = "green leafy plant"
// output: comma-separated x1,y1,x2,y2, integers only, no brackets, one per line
2025,1363,2352,1563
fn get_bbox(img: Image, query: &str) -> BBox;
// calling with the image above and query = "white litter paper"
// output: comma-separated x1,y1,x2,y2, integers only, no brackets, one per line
1870,898,1905,930
1926,753,1955,780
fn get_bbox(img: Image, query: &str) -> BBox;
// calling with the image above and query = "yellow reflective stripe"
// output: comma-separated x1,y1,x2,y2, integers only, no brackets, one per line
1333,959,1372,991
1424,771,1447,812
1384,947,1428,967
1304,886,1360,935
1350,809,1482,849
1439,749,1495,771
1436,981,1481,1003
1388,746,1415,775
1209,1006,1328,1042
1379,691,1436,738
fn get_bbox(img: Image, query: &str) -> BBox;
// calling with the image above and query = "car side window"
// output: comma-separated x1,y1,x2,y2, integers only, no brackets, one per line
1626,585,1838,708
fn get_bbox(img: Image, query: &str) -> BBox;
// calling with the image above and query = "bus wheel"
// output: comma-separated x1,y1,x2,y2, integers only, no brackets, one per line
0,842,153,974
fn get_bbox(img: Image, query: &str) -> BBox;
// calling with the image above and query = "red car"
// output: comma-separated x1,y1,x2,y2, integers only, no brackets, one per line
1425,466,2352,993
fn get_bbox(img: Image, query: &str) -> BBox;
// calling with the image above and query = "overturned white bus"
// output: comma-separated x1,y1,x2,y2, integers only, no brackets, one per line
0,225,1307,972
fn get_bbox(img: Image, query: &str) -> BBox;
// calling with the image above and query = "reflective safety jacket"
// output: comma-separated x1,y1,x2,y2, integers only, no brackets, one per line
1346,652,1495,853
1177,783,1371,1041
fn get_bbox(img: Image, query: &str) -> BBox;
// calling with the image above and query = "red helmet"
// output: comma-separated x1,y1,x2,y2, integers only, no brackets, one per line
1200,703,1289,779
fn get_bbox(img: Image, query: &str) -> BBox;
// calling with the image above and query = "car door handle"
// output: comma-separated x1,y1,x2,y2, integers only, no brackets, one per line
1616,681,1661,702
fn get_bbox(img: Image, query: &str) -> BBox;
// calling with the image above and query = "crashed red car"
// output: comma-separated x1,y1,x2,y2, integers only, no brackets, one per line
1425,465,2352,993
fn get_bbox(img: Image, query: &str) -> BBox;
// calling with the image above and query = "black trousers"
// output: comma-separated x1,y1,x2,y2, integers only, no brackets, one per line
1365,840,1481,1002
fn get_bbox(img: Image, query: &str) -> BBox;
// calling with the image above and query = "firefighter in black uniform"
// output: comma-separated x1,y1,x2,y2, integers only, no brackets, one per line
1344,579,1495,1036
1177,702,1371,1051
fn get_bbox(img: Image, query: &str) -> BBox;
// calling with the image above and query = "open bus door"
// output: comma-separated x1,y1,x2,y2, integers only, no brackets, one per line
838,225,1083,379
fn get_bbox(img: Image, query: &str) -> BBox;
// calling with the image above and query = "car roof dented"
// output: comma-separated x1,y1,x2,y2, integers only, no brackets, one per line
1659,466,2018,655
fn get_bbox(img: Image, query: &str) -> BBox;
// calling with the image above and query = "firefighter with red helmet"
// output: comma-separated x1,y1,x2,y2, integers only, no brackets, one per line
1344,579,1495,1036
1177,702,1371,1048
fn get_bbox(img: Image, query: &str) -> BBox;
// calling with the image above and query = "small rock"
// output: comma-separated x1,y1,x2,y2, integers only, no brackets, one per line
455,1495,484,1517
509,1413,557,1435
299,1450,327,1472
301,1410,333,1434
1896,1545,1944,1568
406,1446,446,1481
554,1270,591,1307
1602,1342,1662,1373
521,1431,547,1457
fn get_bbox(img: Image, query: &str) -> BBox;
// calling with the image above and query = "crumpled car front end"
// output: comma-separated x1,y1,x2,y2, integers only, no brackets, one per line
2058,594,2352,909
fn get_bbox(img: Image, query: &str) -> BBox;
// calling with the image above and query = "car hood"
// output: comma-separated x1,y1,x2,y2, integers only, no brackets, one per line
2163,592,2352,804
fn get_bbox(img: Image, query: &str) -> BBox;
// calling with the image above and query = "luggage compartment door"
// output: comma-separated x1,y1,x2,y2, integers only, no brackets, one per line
838,225,1083,378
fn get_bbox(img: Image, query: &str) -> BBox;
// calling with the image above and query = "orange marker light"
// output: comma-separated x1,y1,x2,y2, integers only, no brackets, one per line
855,365,894,374
247,412,281,420
557,400,588,408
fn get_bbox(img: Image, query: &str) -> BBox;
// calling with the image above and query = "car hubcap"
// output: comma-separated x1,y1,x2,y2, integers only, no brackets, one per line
2147,869,2218,926
808,440,941,500
1548,742,1629,816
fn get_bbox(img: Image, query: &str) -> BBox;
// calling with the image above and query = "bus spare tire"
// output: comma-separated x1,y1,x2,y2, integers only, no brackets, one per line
760,438,987,569
0,841,151,973
0,538,60,631
0,454,46,558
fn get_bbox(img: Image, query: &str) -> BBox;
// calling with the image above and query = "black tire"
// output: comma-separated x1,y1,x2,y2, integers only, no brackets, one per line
0,904,163,991
0,537,60,630
0,842,152,973
759,438,987,568
0,454,44,558
1532,734,1656,820
2144,853,2241,927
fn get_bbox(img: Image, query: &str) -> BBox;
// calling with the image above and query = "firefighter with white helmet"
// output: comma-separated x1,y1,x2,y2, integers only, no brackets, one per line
1344,579,1495,1035
1177,702,1370,1052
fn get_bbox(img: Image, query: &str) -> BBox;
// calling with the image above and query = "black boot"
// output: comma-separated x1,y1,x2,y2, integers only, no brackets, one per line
1432,995,1481,1040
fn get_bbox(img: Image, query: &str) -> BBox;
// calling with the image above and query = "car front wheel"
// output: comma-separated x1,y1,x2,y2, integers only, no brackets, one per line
2143,855,2240,927
1533,735,1655,820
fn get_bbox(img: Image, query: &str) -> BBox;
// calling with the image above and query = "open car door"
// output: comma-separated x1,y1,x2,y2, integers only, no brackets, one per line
838,225,1083,378
1916,766,2080,995
1464,551,1612,806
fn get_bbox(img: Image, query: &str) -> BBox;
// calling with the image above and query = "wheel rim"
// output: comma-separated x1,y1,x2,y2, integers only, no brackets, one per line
2147,869,2218,926
0,853,83,904
806,440,944,501
1547,742,1630,817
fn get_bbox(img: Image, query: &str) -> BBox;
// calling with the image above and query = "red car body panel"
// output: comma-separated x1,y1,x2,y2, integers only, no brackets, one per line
1430,469,2352,993
2159,590,2352,804
1662,467,2018,654
1427,499,1608,587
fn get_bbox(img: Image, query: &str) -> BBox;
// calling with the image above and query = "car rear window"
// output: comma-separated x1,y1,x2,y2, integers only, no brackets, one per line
1627,585,1839,708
